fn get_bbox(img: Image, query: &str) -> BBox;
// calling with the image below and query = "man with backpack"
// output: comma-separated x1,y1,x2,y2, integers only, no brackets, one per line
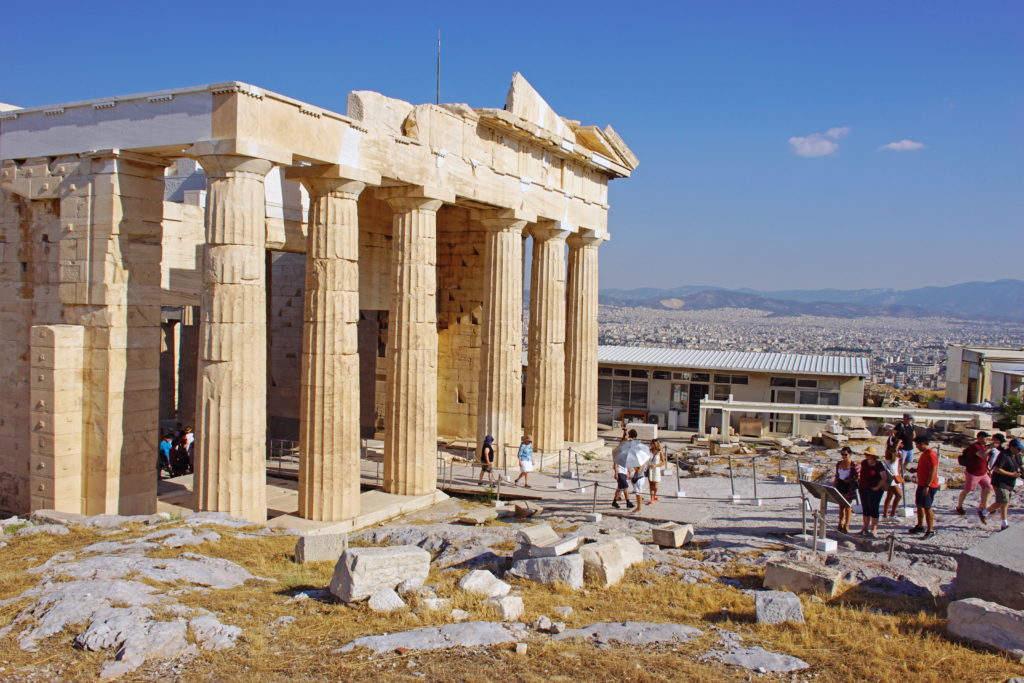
956,431,993,516
893,414,916,468
980,437,1023,531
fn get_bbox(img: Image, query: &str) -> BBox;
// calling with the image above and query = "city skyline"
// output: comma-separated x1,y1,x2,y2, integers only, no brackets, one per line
2,1,1020,291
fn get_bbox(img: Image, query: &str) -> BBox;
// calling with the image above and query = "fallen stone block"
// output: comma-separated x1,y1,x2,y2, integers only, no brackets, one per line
29,509,86,525
716,646,809,672
396,577,425,596
530,535,582,558
507,554,584,590
418,598,451,612
754,590,805,625
459,508,498,525
580,536,645,587
948,598,1024,658
763,560,841,597
329,546,430,603
335,621,527,653
451,609,471,622
16,524,70,536
368,588,406,613
484,595,524,620
554,605,573,618
294,532,348,564
652,523,693,548
552,621,702,645
955,522,1024,610
458,569,510,598
516,523,559,547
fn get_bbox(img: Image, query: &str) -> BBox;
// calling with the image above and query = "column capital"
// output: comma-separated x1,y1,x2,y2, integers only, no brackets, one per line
376,184,455,212
567,229,606,248
194,153,274,179
284,164,381,197
471,208,534,233
529,220,571,242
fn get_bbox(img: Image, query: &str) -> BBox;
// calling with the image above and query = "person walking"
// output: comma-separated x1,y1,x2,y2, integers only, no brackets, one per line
956,431,994,516
987,433,1006,472
893,414,916,469
833,446,859,533
514,435,533,487
647,439,666,503
910,436,940,539
631,463,648,512
980,437,1023,531
612,429,636,509
858,446,886,536
882,447,904,518
478,435,496,486
157,433,174,479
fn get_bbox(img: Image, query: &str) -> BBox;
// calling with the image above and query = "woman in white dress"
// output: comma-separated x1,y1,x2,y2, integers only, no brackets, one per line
647,439,666,504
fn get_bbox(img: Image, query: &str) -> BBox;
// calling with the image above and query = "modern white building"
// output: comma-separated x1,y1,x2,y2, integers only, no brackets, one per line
946,345,1024,405
596,345,869,436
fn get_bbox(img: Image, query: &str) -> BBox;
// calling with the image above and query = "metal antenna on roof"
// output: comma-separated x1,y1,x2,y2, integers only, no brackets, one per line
436,30,441,105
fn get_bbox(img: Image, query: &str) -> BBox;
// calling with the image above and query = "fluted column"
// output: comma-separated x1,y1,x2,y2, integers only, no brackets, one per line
474,210,529,466
193,154,273,523
525,223,570,454
565,231,603,443
290,172,369,521
378,186,451,496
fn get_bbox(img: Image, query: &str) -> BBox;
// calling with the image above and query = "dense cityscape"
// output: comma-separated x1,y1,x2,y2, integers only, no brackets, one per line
598,305,1024,391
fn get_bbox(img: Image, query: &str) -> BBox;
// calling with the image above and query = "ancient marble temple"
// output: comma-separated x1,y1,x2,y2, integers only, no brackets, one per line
0,74,636,522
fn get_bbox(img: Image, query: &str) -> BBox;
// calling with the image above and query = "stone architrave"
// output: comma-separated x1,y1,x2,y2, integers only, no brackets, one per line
473,210,528,465
329,545,431,603
287,166,378,522
377,187,451,496
193,154,274,524
525,223,570,455
564,231,602,444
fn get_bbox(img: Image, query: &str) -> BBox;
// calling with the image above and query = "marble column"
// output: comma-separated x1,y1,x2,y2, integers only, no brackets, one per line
291,172,368,521
377,187,451,496
525,223,570,454
193,154,273,523
565,231,603,444
474,210,529,466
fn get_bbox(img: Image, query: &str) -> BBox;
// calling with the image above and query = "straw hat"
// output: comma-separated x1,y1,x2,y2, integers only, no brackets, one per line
863,446,879,457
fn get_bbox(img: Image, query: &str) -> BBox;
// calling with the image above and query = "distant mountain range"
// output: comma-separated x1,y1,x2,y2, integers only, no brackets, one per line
599,279,1024,321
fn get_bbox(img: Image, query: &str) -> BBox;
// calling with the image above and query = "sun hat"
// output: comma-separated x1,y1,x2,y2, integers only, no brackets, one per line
863,446,879,456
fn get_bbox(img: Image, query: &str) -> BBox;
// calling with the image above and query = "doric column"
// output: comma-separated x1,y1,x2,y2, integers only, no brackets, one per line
193,154,273,523
287,165,377,522
565,231,603,444
473,210,529,465
525,222,570,454
377,186,452,496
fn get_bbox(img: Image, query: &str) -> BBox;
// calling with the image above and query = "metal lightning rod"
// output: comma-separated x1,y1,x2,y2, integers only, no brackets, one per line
436,30,441,105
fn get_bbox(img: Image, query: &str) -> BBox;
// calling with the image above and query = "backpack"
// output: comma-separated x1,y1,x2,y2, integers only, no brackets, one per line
958,446,971,467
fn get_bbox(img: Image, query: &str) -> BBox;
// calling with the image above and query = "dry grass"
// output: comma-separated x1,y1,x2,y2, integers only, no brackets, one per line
0,523,1022,682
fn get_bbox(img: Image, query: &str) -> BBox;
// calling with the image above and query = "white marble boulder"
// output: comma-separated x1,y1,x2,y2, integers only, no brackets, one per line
329,546,430,603
579,536,645,587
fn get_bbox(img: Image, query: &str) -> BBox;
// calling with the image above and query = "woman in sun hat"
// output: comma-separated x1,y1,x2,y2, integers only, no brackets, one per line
514,434,533,488
858,446,887,536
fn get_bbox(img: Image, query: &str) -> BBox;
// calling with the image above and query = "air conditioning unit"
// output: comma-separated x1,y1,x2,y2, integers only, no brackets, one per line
649,413,667,428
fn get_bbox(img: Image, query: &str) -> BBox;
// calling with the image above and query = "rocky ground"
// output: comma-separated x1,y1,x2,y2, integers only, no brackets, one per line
0,491,1021,682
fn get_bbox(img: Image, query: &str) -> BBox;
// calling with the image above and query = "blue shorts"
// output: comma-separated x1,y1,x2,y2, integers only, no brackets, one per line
899,449,914,464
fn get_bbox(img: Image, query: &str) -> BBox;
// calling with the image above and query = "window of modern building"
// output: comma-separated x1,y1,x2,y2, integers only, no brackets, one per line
653,370,672,380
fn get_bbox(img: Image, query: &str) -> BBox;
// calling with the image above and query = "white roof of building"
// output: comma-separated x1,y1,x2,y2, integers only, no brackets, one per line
990,362,1024,378
597,345,870,377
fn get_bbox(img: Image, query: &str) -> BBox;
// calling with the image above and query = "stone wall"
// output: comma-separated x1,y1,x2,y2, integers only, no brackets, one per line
267,252,305,440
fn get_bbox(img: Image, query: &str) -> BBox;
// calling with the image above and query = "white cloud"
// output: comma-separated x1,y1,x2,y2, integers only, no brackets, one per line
788,133,840,157
879,139,926,151
825,126,850,139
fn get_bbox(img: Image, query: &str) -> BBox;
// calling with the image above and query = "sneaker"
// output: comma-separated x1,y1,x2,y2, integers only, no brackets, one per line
908,525,925,534
1000,523,1009,531
955,506,965,515
921,530,935,540
611,501,621,509
626,501,635,509
978,510,988,525
646,501,654,505
653,496,659,501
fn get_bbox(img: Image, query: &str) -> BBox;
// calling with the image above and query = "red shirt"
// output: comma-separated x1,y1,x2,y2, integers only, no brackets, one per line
964,442,988,476
917,448,939,488
859,459,885,488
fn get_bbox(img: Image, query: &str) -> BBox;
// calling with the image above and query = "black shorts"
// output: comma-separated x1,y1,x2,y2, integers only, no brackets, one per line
616,473,629,490
915,486,939,510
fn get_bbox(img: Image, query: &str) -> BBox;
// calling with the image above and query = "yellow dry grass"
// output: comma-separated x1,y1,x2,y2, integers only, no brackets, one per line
0,522,1021,682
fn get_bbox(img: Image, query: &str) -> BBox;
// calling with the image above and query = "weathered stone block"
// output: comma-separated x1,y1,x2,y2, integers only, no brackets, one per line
329,545,430,603
580,536,645,587
368,588,406,612
755,590,805,624
484,595,524,620
458,569,510,598
652,523,693,548
530,535,581,557
763,560,841,597
507,554,584,590
459,508,497,525
294,532,348,564
955,522,1024,610
948,598,1024,658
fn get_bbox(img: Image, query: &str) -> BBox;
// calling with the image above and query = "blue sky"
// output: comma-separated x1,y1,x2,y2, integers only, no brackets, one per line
3,1,1021,290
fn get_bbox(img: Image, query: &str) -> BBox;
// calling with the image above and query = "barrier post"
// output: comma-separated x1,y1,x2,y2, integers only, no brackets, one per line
674,447,685,498
729,455,740,502
495,478,501,506
556,450,564,489
752,457,761,505
592,481,598,513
